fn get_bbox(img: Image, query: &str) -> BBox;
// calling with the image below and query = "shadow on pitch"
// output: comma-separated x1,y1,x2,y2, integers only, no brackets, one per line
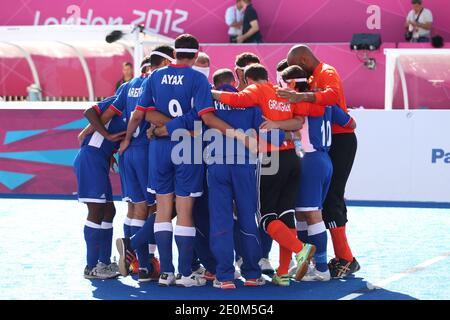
89,275,417,300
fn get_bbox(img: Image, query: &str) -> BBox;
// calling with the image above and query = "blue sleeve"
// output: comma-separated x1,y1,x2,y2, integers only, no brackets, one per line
97,96,117,113
136,77,155,111
252,108,285,147
193,73,215,117
115,82,127,96
166,109,199,135
331,105,352,127
111,83,128,115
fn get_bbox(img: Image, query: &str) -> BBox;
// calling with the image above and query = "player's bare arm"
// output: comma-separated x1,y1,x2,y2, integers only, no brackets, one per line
120,108,145,155
260,115,304,131
201,111,257,153
146,110,172,127
276,89,317,103
83,107,125,142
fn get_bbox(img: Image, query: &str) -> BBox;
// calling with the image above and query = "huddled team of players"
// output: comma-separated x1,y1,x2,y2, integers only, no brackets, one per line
75,33,360,289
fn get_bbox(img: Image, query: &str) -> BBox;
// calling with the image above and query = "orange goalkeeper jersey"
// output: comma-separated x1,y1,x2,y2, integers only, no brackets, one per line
219,82,324,151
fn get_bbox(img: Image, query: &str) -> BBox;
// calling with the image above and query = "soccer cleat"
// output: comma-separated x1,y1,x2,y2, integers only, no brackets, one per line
138,268,153,283
294,243,316,281
203,271,216,281
192,266,215,281
192,265,206,275
130,257,139,274
244,277,266,287
302,266,331,282
259,258,275,275
213,279,236,290
329,258,361,279
149,256,161,280
116,238,135,277
175,273,207,287
107,257,120,274
158,273,176,287
84,263,119,280
272,274,290,286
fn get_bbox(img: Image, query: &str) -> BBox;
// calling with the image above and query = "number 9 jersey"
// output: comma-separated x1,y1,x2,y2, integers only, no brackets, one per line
137,64,215,197
137,64,215,119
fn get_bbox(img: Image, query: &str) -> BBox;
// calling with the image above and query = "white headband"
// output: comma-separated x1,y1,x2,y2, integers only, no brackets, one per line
141,62,151,69
290,78,308,83
175,48,198,53
150,51,175,62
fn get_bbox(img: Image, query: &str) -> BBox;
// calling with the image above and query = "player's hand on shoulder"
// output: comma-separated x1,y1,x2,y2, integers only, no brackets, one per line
276,88,298,102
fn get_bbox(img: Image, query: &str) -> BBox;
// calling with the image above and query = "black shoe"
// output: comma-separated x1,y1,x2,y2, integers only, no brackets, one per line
116,238,135,277
138,268,152,283
329,258,361,279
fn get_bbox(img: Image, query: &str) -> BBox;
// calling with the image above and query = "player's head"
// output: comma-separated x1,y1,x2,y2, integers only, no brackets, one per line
149,45,175,71
287,44,320,77
193,52,211,78
243,63,268,86
140,56,152,74
122,62,133,79
174,34,200,65
212,68,236,88
281,65,309,92
235,52,260,86
276,59,289,86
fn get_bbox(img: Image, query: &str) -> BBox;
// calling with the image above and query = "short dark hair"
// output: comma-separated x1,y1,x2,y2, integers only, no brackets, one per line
150,45,175,67
213,69,235,87
281,66,309,92
196,52,210,66
174,34,199,60
140,56,152,73
412,0,422,4
244,64,268,82
277,59,289,72
235,52,260,68
123,62,133,68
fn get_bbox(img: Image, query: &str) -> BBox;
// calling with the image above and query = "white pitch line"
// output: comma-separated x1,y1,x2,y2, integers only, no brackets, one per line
339,252,450,300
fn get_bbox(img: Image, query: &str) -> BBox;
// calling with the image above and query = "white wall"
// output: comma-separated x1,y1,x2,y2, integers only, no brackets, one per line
347,110,450,203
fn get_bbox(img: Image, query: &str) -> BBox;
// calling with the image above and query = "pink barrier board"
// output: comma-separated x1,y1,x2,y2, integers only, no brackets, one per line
1,0,449,43
0,109,121,196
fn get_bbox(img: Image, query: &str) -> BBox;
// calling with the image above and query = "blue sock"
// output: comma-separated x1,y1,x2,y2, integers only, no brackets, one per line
308,222,328,272
131,220,150,271
123,217,132,238
84,221,102,268
174,225,196,277
296,221,309,244
260,226,273,259
154,222,174,274
147,213,156,259
99,221,113,265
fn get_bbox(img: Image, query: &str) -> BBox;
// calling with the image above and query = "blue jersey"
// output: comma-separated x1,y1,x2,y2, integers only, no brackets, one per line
82,96,127,157
112,74,150,147
137,64,215,124
301,105,352,153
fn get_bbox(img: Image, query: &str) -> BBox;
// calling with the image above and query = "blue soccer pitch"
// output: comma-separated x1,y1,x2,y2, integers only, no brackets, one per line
0,199,448,300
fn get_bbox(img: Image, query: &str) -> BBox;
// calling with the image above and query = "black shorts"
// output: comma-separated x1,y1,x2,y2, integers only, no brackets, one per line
258,149,301,230
323,133,357,228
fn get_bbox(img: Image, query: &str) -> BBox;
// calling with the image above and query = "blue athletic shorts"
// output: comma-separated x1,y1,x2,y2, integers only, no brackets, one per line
296,151,333,211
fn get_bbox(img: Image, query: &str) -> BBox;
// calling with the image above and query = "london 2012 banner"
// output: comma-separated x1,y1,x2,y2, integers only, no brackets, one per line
1,0,449,43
